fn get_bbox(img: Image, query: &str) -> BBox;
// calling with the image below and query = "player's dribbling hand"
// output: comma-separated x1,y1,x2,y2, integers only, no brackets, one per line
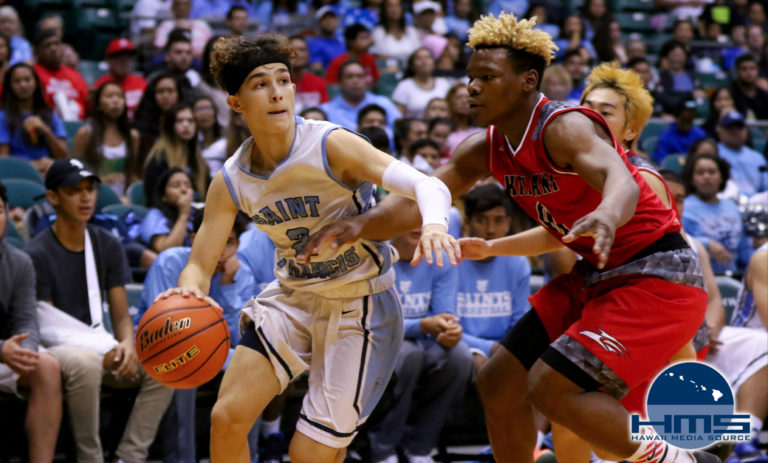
412,224,462,267
458,237,491,260
562,209,617,269
155,287,221,312
297,218,364,263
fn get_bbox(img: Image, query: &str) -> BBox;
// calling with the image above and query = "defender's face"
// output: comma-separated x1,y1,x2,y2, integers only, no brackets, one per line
466,48,525,127
582,87,629,147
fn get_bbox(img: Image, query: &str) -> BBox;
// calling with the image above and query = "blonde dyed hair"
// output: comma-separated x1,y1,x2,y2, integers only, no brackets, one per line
581,62,653,148
467,12,557,65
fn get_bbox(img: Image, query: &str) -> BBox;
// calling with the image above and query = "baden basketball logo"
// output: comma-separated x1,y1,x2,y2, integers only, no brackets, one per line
631,362,751,449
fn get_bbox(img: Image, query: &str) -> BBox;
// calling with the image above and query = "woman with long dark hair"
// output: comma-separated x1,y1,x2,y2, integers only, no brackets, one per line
139,167,195,253
0,62,67,172
193,95,226,175
72,81,139,195
130,73,182,181
143,102,208,205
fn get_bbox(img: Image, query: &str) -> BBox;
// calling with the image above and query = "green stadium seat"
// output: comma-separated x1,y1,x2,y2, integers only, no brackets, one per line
615,0,654,11
638,119,670,154
660,154,687,174
749,125,767,153
76,7,119,29
696,72,730,90
127,181,145,206
0,157,43,184
716,275,742,324
374,73,399,98
76,60,106,87
64,121,85,152
327,84,341,100
5,218,24,242
615,12,655,33
3,179,47,209
96,183,122,211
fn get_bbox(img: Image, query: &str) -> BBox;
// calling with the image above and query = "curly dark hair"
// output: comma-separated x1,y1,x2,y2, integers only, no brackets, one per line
210,34,296,95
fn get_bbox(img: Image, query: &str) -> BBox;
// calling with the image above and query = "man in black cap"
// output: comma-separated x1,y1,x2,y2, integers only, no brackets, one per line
25,158,173,463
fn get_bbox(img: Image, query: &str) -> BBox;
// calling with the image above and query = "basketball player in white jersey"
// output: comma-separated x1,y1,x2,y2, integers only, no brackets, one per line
158,34,460,463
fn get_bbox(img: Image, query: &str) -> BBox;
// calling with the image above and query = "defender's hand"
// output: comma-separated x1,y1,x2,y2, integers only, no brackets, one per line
459,237,491,260
411,224,462,267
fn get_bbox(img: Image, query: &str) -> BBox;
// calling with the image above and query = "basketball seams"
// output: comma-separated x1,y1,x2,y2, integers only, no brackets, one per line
135,303,212,335
167,337,231,387
139,319,229,364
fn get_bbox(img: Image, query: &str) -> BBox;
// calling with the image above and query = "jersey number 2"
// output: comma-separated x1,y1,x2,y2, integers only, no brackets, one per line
286,227,310,255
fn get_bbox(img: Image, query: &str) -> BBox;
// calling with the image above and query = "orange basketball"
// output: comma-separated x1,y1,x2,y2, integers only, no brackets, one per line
135,294,230,389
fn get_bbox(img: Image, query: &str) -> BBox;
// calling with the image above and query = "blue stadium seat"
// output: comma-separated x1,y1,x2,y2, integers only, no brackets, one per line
0,157,43,184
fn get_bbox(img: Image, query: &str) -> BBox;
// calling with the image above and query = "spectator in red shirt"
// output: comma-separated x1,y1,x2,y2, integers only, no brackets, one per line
325,23,380,87
289,35,329,114
93,39,147,120
32,28,88,121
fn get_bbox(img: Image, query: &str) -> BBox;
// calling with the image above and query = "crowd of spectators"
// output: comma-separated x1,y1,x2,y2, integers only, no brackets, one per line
0,0,767,462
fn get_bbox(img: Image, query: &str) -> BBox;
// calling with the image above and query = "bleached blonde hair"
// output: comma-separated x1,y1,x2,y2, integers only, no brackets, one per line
581,62,654,148
467,12,557,65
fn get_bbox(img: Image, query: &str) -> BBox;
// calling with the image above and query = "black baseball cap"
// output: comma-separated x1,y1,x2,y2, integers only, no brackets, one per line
45,158,100,191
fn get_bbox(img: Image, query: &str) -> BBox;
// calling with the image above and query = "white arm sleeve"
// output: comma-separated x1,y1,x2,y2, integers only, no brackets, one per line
381,160,451,229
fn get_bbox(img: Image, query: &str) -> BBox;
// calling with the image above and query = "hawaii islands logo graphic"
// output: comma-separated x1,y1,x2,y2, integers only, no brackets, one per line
631,362,751,450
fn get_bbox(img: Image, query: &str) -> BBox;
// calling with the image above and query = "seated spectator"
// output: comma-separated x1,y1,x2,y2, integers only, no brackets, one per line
325,24,379,87
392,47,452,118
93,39,147,120
193,96,226,176
681,153,753,274
25,159,173,463
430,33,468,80
0,180,62,463
541,64,573,101
253,0,309,30
289,35,329,115
413,1,447,38
299,106,328,121
226,5,250,37
0,63,67,172
409,137,442,173
72,82,140,196
154,0,212,58
131,74,183,183
423,97,449,120
722,25,748,72
702,87,736,140
655,41,697,116
580,0,612,42
237,225,276,293
32,28,88,121
670,19,696,71
359,125,391,155
593,19,627,66
455,184,531,373
445,0,479,41
716,110,768,197
394,117,428,163
130,0,172,39
137,208,255,463
357,103,388,131
321,60,402,131
652,99,707,164
0,6,32,66
143,103,208,207
732,240,768,330
140,167,195,253
148,29,203,99
197,36,229,129
554,15,597,64
307,6,346,72
427,117,453,158
370,0,421,63
225,110,250,156
731,54,768,120
444,82,481,155
367,227,472,463
563,48,587,103
341,0,381,31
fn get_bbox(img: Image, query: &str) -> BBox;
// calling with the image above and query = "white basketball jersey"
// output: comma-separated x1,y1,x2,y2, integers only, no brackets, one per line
222,117,394,296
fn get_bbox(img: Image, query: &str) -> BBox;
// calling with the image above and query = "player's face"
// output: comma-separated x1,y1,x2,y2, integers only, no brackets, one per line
582,87,633,147
229,63,295,134
468,206,511,240
47,179,97,223
466,48,532,127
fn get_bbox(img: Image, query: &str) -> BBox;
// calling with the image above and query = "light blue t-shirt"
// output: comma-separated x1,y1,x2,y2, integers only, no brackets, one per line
682,195,753,273
136,246,256,346
9,36,33,66
321,92,402,131
394,255,458,339
138,208,193,249
237,226,276,294
717,143,768,197
0,110,66,160
457,256,531,357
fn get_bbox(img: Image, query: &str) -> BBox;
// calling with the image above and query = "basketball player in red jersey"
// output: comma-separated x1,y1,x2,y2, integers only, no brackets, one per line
302,13,717,463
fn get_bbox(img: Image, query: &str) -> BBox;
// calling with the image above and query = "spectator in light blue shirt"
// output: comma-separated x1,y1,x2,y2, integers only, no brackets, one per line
321,60,402,131
237,225,276,294
681,153,754,274
136,209,255,463
716,110,768,197
653,100,707,164
456,184,531,373
0,6,33,65
367,228,472,463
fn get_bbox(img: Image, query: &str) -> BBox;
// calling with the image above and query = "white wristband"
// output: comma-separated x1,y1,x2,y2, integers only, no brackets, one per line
381,160,451,229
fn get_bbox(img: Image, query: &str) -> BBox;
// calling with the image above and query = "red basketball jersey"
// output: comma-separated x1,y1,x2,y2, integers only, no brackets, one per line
486,95,680,269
